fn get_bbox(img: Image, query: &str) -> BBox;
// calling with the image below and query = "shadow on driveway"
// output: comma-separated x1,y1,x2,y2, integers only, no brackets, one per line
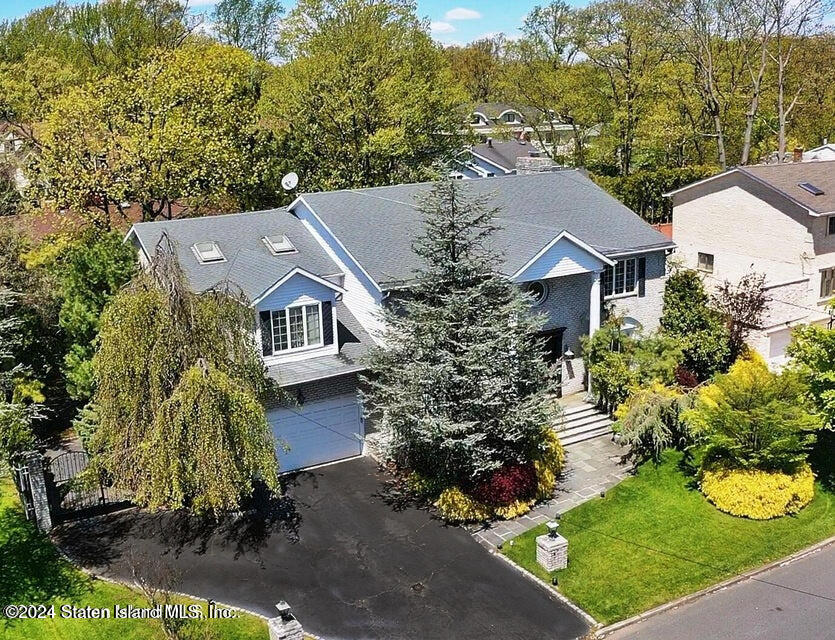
55,458,589,640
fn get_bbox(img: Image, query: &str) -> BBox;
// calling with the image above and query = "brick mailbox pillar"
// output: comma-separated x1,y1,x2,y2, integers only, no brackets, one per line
268,602,303,640
536,531,568,571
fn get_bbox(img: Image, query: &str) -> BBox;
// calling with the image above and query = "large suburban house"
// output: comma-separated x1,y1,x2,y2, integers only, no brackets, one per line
669,160,835,364
127,172,673,472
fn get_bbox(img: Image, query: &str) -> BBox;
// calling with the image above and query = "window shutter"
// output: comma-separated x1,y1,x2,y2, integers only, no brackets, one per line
637,257,646,297
322,301,334,346
259,310,272,355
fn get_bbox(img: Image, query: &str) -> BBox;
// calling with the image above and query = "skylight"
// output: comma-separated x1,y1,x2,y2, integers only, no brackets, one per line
263,234,297,255
798,182,825,196
192,241,225,264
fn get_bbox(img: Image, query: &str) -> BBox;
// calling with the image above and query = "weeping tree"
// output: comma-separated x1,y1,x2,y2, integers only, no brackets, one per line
91,239,278,514
363,180,556,489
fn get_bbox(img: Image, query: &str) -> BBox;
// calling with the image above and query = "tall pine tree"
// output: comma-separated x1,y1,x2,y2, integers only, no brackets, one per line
364,180,556,489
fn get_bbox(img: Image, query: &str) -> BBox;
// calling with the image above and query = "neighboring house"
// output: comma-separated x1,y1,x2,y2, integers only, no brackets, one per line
803,143,835,162
127,171,673,472
466,103,575,150
452,138,562,179
668,160,835,364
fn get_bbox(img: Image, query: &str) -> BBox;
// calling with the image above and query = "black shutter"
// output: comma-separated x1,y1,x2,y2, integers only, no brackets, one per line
637,257,646,297
259,310,272,355
322,301,334,346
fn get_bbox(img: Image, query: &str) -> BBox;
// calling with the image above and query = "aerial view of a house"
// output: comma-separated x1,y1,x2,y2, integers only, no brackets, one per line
2,2,834,640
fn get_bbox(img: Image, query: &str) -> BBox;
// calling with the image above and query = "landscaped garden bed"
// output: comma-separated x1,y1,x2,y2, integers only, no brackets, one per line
501,449,835,625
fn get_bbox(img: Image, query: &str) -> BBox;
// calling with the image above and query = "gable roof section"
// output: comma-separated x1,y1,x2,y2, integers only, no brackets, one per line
666,161,835,215
128,208,341,302
512,230,615,282
295,171,674,287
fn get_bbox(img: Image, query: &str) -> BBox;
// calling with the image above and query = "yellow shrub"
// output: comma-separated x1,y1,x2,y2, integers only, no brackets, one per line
494,499,535,519
700,465,815,520
434,487,492,522
535,428,566,499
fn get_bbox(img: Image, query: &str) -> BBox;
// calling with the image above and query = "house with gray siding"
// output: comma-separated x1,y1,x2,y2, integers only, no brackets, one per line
127,171,673,472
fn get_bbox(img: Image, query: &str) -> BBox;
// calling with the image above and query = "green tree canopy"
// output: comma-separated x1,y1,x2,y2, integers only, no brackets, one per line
31,42,279,226
91,240,278,513
787,324,835,431
364,180,555,488
213,0,284,60
660,267,730,381
259,0,465,193
684,354,820,472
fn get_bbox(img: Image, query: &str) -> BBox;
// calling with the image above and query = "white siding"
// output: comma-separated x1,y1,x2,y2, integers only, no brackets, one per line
292,200,387,343
255,272,339,364
516,236,607,281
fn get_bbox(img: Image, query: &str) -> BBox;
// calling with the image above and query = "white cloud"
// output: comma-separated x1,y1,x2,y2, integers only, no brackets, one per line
430,21,456,34
444,8,482,21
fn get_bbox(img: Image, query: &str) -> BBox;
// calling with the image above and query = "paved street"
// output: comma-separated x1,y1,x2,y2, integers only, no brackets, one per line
607,543,835,640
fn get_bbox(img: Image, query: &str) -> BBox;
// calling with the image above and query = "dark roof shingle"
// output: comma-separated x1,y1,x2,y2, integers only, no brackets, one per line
741,161,835,214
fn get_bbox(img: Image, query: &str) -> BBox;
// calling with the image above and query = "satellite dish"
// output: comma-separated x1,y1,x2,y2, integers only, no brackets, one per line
281,171,299,191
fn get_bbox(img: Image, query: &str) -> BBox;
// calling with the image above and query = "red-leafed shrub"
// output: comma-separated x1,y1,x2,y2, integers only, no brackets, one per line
470,463,538,506
674,365,699,389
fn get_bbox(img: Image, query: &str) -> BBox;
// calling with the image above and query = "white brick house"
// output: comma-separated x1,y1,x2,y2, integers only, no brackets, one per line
668,161,835,364
128,172,672,471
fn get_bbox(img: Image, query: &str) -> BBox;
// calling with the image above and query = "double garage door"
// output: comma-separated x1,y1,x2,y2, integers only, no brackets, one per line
267,393,364,473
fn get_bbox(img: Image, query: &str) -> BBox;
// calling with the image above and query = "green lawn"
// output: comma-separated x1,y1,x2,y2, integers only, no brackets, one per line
0,474,268,640
502,449,835,625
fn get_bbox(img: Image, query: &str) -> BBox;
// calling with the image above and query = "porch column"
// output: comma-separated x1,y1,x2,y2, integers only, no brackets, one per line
589,270,601,336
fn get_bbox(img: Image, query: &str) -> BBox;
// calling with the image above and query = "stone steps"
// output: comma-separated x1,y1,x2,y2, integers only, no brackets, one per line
556,400,613,446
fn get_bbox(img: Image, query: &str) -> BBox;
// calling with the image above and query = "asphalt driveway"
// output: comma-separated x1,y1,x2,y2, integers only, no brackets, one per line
55,458,589,640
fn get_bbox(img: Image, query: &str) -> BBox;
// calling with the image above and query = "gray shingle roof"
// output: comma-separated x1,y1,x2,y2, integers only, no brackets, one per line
129,209,341,302
471,139,543,172
299,171,674,287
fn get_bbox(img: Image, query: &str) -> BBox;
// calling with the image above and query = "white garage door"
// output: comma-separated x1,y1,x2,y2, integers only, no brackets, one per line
268,394,364,472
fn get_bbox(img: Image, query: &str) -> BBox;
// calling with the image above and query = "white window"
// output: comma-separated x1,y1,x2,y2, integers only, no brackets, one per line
470,114,482,125
192,241,225,264
697,252,714,273
603,258,637,298
821,268,835,299
502,111,519,124
263,234,297,255
827,216,835,236
523,281,548,306
267,303,322,354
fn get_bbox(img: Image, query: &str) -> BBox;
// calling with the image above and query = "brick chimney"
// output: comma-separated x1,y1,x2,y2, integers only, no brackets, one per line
516,155,555,174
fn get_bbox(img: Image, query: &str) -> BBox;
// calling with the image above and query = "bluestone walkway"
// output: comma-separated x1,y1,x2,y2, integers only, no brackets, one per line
469,435,632,548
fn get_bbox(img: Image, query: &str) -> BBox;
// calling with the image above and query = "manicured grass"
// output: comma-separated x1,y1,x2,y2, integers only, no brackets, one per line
0,473,268,640
502,450,835,625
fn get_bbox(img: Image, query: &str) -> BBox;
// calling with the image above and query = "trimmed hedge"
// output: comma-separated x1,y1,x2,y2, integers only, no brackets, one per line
700,465,815,520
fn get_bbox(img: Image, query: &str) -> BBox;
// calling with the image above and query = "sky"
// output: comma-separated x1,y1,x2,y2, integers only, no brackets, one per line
0,0,591,46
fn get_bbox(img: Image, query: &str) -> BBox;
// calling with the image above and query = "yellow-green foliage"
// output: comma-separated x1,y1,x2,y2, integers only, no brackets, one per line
494,499,535,519
701,465,815,519
434,487,492,522
535,428,566,500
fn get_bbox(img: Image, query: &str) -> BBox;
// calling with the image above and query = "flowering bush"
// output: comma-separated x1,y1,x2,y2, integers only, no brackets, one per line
700,465,815,519
534,428,566,499
434,487,492,522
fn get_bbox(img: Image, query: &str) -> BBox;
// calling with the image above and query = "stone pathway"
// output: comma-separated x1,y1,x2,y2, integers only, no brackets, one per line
469,435,632,549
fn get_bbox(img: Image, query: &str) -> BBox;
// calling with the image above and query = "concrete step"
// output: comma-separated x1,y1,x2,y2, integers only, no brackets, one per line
560,411,610,430
559,414,612,438
561,401,598,417
561,424,615,446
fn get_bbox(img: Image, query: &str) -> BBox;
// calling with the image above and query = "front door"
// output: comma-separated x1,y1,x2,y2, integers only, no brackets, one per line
538,328,564,364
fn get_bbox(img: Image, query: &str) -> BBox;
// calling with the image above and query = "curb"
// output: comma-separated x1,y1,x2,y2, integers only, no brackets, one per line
595,534,835,638
492,549,599,630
